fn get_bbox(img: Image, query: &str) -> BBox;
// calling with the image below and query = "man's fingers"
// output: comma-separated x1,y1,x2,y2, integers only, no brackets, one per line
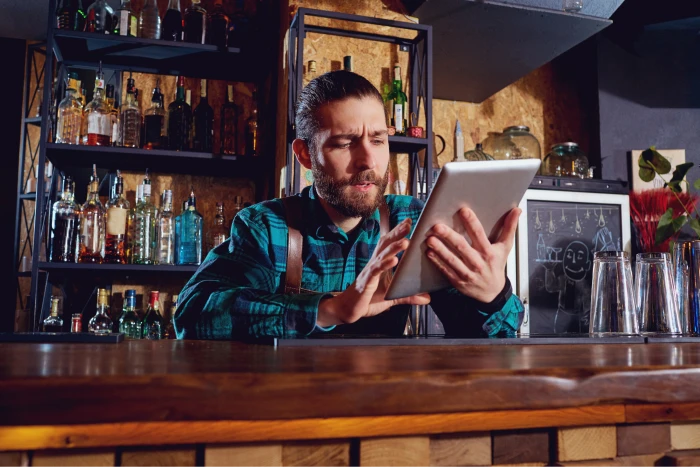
393,293,431,306
458,208,491,252
427,247,469,285
379,218,412,249
426,235,479,278
496,207,521,248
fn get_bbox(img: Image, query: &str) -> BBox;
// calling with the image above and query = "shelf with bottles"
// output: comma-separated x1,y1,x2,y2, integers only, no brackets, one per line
37,262,199,275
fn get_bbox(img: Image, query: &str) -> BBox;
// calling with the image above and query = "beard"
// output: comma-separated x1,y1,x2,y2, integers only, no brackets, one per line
312,164,389,218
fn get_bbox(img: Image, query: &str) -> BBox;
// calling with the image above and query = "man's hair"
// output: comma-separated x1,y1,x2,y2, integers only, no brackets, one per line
295,70,384,156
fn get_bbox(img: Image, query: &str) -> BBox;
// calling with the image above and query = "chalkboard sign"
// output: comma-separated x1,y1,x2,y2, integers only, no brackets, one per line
515,189,631,335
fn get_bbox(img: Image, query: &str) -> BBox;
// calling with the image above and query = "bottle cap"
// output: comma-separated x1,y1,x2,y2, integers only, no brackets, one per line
308,60,317,73
125,289,136,297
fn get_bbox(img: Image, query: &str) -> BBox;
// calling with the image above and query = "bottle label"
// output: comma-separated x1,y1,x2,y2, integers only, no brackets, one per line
88,113,112,137
106,207,127,235
95,79,105,90
143,184,151,198
394,103,404,132
129,16,137,37
119,12,129,36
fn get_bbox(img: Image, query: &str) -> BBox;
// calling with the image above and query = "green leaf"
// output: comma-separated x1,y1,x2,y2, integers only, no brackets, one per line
656,208,687,245
667,181,683,193
694,178,700,191
640,147,672,175
669,162,694,185
690,218,700,239
638,156,656,183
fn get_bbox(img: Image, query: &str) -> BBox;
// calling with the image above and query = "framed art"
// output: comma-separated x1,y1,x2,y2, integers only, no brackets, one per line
630,149,686,192
514,189,631,335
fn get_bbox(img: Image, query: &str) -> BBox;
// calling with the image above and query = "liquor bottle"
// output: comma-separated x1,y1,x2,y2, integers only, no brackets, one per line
43,297,63,332
193,79,214,152
164,294,178,339
389,64,407,135
232,195,243,219
144,80,166,149
162,0,183,41
56,72,83,145
105,170,130,264
167,76,192,151
174,199,187,263
120,75,141,148
343,55,353,72
142,290,164,339
114,0,137,36
86,65,112,146
88,288,113,335
207,201,228,252
86,0,113,33
49,175,80,263
56,0,86,31
220,84,237,155
132,170,158,264
78,164,106,264
206,0,229,47
245,93,258,156
183,0,206,44
381,83,392,127
139,0,162,39
227,0,248,48
105,84,119,146
155,189,175,265
177,187,203,265
119,289,142,339
126,183,143,263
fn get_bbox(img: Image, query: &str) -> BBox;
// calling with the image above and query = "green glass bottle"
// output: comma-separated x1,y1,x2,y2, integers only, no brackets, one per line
390,64,407,135
119,289,142,339
142,290,165,339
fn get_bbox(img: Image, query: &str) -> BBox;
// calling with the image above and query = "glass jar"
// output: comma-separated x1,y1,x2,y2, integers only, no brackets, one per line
543,142,589,178
491,126,541,161
464,143,494,161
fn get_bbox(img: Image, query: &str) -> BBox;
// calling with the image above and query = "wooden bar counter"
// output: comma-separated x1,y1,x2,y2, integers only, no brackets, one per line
3,340,700,466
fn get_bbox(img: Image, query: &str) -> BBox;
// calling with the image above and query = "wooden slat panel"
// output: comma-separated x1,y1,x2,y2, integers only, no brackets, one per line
360,437,430,466
120,446,196,466
31,449,115,466
282,441,350,466
616,423,670,456
0,406,625,451
205,444,282,467
671,422,700,450
626,403,700,423
660,449,700,466
429,433,491,466
0,451,28,466
556,453,665,466
557,426,616,462
492,430,550,465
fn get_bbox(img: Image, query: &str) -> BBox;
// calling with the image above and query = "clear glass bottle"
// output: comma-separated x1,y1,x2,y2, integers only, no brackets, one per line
86,0,114,33
174,199,187,264
126,183,143,264
132,170,158,264
490,126,541,161
119,289,142,339
207,0,229,47
207,201,228,252
139,0,161,39
56,72,83,145
120,74,142,148
544,142,589,178
162,0,183,41
389,64,407,135
105,170,130,264
89,288,113,335
78,164,106,264
245,93,258,156
183,0,206,44
156,189,175,265
86,66,112,146
464,143,494,161
56,0,86,31
49,175,80,263
167,76,192,151
177,187,203,265
142,290,164,339
105,84,120,147
193,79,214,152
43,297,63,332
144,79,166,149
221,84,237,155
114,0,137,36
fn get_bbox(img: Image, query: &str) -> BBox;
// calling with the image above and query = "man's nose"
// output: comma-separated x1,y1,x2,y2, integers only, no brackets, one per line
354,139,376,171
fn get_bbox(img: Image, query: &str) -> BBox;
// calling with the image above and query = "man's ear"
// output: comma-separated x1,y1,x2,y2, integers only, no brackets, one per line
293,138,313,170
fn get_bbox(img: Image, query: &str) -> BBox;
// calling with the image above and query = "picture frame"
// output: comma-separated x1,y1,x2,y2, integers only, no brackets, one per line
630,149,686,192
512,189,631,335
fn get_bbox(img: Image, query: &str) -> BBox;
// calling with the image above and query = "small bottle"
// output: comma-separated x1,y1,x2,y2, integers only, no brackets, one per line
162,0,183,41
381,83,392,127
167,77,192,151
86,63,112,146
114,0,137,36
86,0,113,34
343,55,352,72
133,170,158,264
390,64,407,135
78,164,106,264
71,313,82,333
193,79,214,152
177,187,203,265
105,85,120,146
207,201,228,253
220,84,238,155
89,288,113,335
56,72,83,145
156,189,175,265
144,79,166,149
207,0,229,47
43,297,63,332
183,0,206,44
245,93,258,156
142,290,164,339
105,170,130,264
50,176,80,263
119,289,142,339
453,120,465,162
56,0,86,31
126,183,143,264
139,0,162,39
120,74,142,148
164,294,178,339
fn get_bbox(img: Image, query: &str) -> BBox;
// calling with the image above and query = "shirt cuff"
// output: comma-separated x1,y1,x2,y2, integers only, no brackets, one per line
283,293,333,337
472,278,513,315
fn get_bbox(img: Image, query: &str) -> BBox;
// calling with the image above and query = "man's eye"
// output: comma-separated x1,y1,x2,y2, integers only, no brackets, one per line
372,139,385,145
334,142,351,149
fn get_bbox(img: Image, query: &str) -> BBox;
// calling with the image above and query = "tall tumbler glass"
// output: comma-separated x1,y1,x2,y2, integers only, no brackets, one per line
590,251,638,336
673,240,700,335
636,252,682,335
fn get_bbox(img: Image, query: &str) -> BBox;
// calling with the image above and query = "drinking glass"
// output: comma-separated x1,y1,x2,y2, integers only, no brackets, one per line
673,240,700,335
636,252,682,335
590,251,638,336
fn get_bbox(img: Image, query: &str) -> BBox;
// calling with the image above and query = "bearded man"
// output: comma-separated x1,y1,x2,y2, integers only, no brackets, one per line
174,71,524,339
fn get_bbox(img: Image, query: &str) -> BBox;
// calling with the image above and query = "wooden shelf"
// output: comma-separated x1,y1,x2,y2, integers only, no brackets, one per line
388,135,429,153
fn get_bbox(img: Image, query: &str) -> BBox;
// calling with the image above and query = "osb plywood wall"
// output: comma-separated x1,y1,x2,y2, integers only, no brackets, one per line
287,0,590,193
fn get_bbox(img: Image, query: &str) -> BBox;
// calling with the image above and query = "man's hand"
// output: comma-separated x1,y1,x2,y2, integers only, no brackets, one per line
317,218,430,327
425,207,521,303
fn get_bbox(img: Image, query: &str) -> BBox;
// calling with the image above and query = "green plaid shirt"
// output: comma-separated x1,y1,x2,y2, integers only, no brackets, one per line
174,186,523,340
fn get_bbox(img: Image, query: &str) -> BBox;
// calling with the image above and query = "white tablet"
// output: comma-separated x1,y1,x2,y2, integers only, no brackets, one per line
384,159,541,300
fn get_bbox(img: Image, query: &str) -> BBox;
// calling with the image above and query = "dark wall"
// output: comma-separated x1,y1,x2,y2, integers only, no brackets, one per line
1,37,24,332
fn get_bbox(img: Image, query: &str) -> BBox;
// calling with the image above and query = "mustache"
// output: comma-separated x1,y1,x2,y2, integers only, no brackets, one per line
343,170,381,186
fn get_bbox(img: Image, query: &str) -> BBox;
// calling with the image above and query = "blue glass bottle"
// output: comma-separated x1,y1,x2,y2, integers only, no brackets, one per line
176,187,203,265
